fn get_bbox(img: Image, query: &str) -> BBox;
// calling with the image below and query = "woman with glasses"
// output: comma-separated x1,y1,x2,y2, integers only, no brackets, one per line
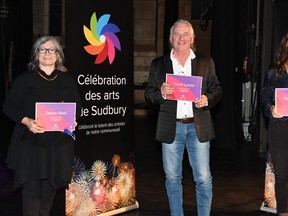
3,36,82,216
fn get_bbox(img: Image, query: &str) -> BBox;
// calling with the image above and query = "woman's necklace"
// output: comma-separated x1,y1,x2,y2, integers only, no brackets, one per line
37,71,58,81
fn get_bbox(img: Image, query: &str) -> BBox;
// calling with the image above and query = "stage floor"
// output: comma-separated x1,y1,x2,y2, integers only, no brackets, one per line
0,113,275,216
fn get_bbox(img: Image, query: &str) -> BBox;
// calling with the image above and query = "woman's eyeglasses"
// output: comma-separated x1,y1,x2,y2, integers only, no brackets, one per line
37,48,58,54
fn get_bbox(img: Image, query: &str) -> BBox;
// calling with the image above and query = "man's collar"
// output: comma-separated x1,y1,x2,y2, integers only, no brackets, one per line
170,48,196,60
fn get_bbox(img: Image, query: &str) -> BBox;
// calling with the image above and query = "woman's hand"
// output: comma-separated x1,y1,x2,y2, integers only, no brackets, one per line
270,105,283,118
21,117,45,133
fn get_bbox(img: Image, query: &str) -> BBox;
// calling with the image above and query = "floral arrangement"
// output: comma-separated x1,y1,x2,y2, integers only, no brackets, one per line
66,154,136,215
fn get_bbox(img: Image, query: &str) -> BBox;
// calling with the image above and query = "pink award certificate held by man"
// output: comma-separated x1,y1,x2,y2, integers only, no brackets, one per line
165,74,202,101
35,102,76,131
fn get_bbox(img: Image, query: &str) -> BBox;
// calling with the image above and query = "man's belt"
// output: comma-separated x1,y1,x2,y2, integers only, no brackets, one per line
176,117,194,124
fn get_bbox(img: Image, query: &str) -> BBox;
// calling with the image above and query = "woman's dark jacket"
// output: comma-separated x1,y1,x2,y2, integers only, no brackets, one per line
3,69,82,189
260,68,288,123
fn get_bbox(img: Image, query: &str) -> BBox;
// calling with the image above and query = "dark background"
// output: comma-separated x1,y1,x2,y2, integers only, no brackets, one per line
1,0,288,155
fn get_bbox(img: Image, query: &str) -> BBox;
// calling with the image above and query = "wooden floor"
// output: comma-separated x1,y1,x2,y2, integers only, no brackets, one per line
0,112,276,216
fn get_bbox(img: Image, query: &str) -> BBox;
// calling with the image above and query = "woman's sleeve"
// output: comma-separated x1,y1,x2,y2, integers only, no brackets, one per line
3,74,27,124
260,69,274,119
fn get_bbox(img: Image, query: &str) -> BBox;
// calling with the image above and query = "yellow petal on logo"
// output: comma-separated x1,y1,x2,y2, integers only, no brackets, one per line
83,26,102,46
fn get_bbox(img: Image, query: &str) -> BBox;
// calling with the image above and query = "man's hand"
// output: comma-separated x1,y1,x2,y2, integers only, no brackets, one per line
195,95,208,108
161,83,174,97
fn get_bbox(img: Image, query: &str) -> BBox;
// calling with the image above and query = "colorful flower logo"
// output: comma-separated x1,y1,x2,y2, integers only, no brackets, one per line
83,12,121,64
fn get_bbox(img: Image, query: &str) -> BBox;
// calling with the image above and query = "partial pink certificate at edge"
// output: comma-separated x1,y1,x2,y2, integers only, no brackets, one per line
35,102,76,131
275,88,288,116
165,74,202,101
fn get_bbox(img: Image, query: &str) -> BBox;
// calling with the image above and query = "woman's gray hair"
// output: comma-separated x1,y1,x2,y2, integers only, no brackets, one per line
27,36,67,72
169,19,196,51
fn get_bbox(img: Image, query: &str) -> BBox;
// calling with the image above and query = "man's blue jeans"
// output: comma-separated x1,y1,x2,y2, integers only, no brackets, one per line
162,122,212,216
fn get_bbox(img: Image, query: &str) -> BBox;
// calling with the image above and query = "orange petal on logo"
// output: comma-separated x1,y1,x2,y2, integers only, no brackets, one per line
84,44,105,55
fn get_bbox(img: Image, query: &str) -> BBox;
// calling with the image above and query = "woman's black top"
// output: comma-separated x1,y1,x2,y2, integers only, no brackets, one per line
3,69,82,189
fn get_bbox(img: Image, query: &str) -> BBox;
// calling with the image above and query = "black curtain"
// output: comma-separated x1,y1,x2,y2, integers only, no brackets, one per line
0,0,33,153
163,0,178,55
0,0,32,102
272,0,288,60
11,0,33,77
210,0,237,150
211,0,258,150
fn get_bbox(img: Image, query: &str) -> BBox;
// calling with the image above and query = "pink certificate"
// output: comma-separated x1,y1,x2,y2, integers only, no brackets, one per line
166,74,202,101
275,88,288,116
35,102,76,131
